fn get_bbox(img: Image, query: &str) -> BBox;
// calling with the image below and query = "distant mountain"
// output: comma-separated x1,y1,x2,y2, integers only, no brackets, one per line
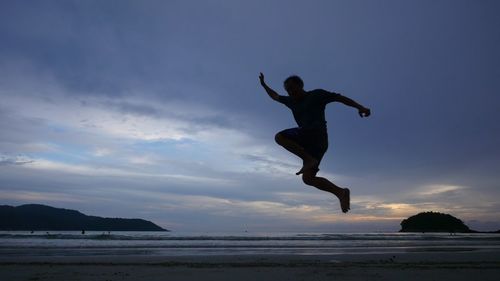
399,211,499,233
0,204,168,231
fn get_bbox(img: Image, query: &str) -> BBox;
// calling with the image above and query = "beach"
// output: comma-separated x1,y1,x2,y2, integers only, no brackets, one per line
1,231,499,280
1,251,500,281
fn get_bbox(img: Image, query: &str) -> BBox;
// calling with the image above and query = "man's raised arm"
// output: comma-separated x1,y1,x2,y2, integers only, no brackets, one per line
335,93,371,118
259,72,280,101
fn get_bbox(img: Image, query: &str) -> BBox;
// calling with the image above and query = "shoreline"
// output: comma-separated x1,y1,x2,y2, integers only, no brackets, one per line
2,247,500,264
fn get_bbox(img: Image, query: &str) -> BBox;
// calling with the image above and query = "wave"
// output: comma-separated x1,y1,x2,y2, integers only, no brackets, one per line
1,233,499,241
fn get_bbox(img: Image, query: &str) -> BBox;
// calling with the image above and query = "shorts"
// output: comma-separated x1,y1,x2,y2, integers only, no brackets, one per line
278,127,329,164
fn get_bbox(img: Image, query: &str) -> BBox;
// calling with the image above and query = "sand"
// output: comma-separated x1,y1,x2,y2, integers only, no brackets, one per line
1,251,499,281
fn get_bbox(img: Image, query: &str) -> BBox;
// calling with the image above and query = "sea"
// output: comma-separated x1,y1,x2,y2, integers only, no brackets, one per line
1,231,500,257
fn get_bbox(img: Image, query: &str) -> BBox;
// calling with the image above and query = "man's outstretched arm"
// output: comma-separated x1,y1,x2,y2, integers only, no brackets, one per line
335,93,371,117
259,72,280,101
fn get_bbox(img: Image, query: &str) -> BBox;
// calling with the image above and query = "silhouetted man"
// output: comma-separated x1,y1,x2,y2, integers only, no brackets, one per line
259,72,371,213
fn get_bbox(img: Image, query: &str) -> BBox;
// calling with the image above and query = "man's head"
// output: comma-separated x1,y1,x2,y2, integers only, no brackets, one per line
284,75,305,98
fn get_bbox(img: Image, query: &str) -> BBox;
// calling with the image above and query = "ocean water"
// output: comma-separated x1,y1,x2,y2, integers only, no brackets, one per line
1,231,499,257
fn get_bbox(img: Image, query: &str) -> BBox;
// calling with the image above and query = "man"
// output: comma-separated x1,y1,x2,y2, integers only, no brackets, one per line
259,72,371,213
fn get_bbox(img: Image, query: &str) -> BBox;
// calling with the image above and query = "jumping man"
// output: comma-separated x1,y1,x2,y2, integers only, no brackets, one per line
259,72,371,213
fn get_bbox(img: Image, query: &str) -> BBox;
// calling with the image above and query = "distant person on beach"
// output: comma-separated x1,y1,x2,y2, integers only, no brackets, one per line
259,72,371,213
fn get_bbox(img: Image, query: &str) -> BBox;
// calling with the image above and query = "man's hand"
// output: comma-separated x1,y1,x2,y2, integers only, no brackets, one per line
259,72,266,87
358,107,371,118
259,72,279,101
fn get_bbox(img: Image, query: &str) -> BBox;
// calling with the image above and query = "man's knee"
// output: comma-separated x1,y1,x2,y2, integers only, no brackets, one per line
302,173,316,186
275,132,284,145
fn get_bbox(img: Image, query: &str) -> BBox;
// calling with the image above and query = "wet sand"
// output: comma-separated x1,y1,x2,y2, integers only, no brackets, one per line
1,251,499,281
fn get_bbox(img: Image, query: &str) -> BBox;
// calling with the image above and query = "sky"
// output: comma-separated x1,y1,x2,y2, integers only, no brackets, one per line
0,0,499,232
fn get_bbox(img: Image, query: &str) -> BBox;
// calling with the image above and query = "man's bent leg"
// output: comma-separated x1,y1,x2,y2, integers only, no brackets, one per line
275,132,318,175
302,171,350,213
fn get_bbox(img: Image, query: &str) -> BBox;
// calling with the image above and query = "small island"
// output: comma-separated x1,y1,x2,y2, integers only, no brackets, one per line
0,204,168,231
399,211,500,233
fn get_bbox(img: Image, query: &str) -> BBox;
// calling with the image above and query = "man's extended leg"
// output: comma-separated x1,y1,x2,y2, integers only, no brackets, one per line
275,132,319,175
301,171,350,213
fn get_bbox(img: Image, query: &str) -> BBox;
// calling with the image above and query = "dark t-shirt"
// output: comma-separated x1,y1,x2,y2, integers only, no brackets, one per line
277,89,341,130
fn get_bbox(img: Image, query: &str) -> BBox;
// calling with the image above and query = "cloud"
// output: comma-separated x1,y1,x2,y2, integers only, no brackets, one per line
21,158,235,186
0,189,85,203
0,155,33,166
414,184,467,196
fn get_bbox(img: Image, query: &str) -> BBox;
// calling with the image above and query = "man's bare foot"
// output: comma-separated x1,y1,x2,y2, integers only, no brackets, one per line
296,158,319,175
339,188,350,213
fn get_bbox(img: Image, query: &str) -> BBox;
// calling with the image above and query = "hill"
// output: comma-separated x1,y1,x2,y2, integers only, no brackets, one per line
399,211,500,233
0,204,168,231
